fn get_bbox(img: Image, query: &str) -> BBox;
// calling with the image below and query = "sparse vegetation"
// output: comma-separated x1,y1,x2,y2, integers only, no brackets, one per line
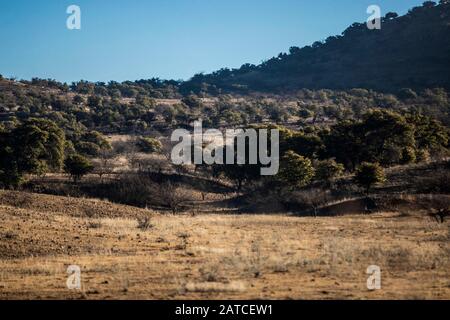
355,162,386,195
137,216,153,231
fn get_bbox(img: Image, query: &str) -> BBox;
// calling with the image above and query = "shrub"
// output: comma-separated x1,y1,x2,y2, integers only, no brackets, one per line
136,137,162,154
400,147,417,164
137,216,153,231
294,188,332,217
279,151,315,189
75,141,101,157
355,162,386,195
155,182,193,214
416,149,431,163
64,154,94,183
315,159,344,184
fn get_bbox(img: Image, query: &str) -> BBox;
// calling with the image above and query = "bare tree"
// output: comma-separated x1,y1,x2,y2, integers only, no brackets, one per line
428,208,450,223
92,148,115,182
296,188,331,217
156,182,193,214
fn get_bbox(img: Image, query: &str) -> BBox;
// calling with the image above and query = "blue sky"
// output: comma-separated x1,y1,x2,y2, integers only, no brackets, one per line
0,0,424,83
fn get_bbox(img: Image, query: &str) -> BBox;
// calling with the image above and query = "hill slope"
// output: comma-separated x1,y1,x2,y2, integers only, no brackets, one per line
181,2,450,94
0,191,449,299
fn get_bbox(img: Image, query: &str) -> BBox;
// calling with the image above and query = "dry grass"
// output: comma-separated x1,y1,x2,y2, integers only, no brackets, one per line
0,192,448,300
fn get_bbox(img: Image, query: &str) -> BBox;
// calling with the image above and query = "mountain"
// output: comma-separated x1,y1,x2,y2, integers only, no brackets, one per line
181,1,450,95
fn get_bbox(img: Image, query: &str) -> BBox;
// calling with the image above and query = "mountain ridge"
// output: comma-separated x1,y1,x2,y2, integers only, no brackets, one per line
180,1,450,95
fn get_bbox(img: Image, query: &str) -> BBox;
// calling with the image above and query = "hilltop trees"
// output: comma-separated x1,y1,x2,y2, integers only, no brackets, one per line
385,12,399,20
181,1,450,94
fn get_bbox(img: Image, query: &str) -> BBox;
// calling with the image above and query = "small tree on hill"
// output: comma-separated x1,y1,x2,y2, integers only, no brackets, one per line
296,188,331,217
156,182,193,214
355,162,386,195
315,159,344,185
64,154,94,183
136,137,162,153
279,151,315,189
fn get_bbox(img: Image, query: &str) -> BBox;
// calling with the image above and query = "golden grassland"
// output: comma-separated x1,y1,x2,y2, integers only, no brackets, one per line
0,191,448,300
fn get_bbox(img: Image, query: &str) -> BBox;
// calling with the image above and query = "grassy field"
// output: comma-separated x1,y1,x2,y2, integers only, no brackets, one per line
0,191,448,300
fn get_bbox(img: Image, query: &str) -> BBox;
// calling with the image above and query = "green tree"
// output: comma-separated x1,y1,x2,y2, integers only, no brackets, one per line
0,119,65,188
220,163,261,191
87,95,102,108
283,132,323,158
64,154,94,183
75,141,101,157
76,131,111,157
25,118,66,171
325,110,416,169
324,120,364,170
355,162,386,195
315,159,344,184
0,130,21,188
136,137,162,153
72,95,85,105
279,151,315,189
361,110,415,165
136,94,156,108
81,131,111,150
214,128,276,191
182,95,203,109
406,113,448,153
400,146,417,164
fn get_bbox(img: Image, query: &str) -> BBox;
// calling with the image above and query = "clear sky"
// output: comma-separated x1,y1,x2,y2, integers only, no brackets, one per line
0,0,425,83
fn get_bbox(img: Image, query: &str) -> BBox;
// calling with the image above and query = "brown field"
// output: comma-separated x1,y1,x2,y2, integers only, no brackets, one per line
0,190,448,300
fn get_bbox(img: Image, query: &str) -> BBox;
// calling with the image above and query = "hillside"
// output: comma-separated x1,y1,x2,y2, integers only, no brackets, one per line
181,1,450,95
0,190,449,299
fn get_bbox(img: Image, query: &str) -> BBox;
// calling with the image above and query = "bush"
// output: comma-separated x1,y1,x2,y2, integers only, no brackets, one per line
155,182,193,214
400,147,416,164
315,159,344,184
279,151,315,188
64,154,94,183
416,149,431,163
108,173,157,207
136,137,162,154
293,188,332,217
137,216,153,231
355,162,386,195
75,141,101,157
